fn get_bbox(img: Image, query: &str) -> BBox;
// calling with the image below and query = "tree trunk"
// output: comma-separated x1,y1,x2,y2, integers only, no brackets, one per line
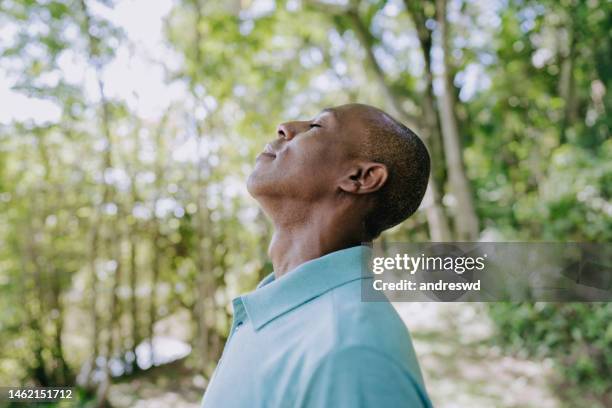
97,75,118,380
22,220,51,386
149,226,160,368
129,230,140,370
148,114,169,368
108,218,123,370
37,134,73,385
435,0,479,240
558,10,577,145
345,7,452,241
402,0,446,191
194,115,212,374
79,0,118,393
128,125,142,371
51,269,71,385
88,224,100,377
189,0,215,376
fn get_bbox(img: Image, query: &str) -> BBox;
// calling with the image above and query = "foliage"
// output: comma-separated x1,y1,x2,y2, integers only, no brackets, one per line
488,303,612,403
0,0,609,406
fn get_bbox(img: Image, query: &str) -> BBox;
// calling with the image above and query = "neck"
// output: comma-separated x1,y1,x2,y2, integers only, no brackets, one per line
266,200,364,278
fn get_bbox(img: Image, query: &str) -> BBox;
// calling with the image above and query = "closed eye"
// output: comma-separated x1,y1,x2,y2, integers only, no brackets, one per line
309,123,321,128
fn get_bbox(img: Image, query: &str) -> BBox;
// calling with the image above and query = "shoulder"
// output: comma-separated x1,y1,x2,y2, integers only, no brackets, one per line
329,279,413,351
300,343,432,408
303,279,426,379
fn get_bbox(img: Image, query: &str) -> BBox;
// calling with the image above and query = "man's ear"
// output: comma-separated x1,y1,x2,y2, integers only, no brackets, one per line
338,162,388,194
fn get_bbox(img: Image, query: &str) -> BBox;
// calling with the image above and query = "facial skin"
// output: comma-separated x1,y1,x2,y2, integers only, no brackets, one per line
247,104,390,278
249,108,353,201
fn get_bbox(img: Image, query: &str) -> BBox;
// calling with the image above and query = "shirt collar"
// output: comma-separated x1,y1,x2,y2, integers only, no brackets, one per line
241,245,371,330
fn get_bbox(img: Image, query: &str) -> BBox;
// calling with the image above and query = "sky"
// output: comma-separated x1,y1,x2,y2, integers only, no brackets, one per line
0,0,181,124
0,0,503,126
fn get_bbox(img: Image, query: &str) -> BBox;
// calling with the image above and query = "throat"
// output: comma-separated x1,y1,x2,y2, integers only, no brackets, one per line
268,227,362,279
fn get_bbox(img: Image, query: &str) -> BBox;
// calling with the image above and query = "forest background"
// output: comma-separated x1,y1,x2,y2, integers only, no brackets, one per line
0,0,610,407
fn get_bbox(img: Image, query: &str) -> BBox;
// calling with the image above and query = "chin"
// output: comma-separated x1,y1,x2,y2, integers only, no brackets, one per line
247,170,285,202
246,172,258,197
246,170,267,198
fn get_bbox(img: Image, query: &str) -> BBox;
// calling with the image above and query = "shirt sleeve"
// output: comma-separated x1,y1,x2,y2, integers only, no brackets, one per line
300,345,432,408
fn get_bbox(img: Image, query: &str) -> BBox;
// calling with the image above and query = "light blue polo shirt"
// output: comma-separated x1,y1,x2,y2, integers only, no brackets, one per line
201,245,432,408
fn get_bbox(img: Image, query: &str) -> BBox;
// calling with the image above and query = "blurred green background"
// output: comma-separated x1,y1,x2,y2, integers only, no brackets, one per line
0,0,610,407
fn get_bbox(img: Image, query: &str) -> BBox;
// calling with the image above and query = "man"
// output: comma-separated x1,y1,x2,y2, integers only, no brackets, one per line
201,103,432,407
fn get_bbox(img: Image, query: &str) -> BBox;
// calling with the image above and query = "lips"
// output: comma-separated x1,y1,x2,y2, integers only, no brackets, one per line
263,144,276,156
256,144,276,161
258,144,276,158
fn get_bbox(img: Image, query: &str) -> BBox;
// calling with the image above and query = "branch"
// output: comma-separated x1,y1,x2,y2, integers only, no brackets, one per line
306,0,420,128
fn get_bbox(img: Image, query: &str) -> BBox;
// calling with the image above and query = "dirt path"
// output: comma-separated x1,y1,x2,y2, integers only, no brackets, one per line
395,303,560,408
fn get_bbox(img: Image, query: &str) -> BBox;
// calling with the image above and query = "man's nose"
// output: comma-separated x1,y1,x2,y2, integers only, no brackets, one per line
276,121,306,140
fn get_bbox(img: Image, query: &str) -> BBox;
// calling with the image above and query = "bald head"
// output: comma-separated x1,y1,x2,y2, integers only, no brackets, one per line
334,104,430,238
